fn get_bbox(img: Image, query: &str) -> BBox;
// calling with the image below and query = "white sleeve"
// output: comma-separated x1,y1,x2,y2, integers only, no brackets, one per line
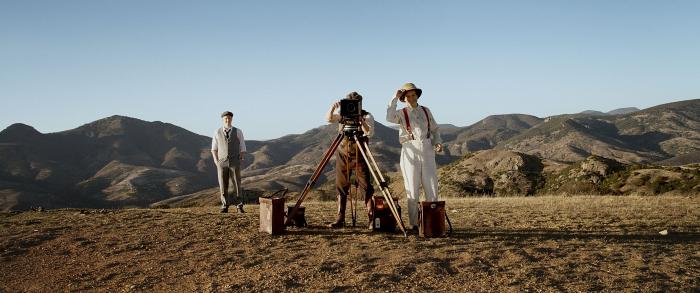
238,129,246,152
211,130,218,151
365,113,375,138
427,108,442,145
386,97,400,124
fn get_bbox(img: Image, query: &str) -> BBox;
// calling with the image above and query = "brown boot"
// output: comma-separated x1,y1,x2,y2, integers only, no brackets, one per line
328,194,347,228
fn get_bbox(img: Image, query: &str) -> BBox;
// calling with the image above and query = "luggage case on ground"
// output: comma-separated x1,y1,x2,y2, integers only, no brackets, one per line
418,201,449,238
259,189,290,235
371,195,401,232
259,196,285,235
286,205,307,227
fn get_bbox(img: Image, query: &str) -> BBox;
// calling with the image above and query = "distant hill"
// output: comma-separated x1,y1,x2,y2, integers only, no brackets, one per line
0,116,215,210
607,107,640,115
240,122,406,191
0,115,462,211
580,110,606,115
501,100,700,164
442,114,543,156
2,99,700,210
580,107,640,116
657,150,700,166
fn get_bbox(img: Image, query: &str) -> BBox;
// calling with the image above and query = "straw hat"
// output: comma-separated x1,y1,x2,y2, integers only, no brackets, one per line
398,83,422,102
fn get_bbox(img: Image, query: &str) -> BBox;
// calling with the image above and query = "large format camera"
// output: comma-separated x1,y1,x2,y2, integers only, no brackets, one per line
339,97,363,137
340,98,362,122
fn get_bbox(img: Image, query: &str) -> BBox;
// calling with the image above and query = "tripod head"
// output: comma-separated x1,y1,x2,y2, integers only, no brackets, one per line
342,124,364,141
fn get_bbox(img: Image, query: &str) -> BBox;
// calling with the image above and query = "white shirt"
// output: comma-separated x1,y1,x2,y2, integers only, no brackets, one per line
211,127,246,152
386,97,442,145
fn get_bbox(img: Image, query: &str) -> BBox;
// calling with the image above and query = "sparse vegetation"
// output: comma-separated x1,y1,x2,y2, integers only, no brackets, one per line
440,151,700,198
2,196,698,291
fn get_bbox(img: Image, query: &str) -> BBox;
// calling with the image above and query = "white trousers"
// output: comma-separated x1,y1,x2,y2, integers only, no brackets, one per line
400,139,439,227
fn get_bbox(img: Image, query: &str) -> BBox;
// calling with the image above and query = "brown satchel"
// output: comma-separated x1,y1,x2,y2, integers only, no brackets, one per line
370,196,401,232
286,205,307,227
418,201,452,238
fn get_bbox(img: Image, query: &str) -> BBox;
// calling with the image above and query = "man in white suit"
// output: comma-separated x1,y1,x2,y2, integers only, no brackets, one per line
386,83,443,231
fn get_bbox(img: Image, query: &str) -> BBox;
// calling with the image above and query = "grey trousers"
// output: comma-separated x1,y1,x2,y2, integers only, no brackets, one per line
217,164,242,209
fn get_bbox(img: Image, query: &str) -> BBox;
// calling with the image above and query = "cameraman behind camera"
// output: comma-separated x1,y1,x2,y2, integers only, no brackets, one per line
325,91,375,228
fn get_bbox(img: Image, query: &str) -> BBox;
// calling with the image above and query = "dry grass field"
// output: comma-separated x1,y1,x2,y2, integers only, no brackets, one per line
1,195,699,292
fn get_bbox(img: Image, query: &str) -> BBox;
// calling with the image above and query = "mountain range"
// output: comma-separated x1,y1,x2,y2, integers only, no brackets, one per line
1,99,699,210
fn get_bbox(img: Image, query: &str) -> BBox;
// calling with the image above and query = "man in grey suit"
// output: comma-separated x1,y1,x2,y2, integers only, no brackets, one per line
211,111,246,213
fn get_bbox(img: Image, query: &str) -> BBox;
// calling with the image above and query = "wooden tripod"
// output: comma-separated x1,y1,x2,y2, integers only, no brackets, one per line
285,131,408,237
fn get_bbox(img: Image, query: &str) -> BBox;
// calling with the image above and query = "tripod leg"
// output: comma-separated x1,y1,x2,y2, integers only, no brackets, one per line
353,136,408,236
345,142,356,227
353,148,360,227
286,133,344,226
362,140,396,192
361,140,408,235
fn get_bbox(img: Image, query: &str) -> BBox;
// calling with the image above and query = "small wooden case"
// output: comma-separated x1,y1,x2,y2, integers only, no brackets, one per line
259,197,285,235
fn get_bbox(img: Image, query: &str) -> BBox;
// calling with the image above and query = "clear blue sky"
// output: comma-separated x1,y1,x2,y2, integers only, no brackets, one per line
2,1,699,140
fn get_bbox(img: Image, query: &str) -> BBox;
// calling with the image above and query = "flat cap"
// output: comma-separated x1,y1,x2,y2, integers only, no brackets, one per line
345,91,363,101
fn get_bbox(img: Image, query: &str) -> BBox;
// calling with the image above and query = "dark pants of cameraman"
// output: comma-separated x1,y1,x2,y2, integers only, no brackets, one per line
332,139,374,226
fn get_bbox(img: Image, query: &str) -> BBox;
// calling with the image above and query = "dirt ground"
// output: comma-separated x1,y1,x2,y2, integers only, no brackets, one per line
1,195,699,292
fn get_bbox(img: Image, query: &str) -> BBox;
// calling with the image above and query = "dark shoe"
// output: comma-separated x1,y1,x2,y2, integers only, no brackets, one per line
328,220,345,228
236,203,245,213
220,207,228,213
412,225,419,233
327,194,347,228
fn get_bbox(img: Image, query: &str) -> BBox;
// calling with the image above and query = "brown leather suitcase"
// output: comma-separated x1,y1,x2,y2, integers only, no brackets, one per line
371,196,401,232
419,201,446,238
259,197,285,235
286,205,307,227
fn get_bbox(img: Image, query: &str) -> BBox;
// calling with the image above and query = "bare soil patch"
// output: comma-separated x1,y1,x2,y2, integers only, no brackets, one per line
1,196,699,292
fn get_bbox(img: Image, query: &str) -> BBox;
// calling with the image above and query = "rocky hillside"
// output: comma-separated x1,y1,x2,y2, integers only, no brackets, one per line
439,150,700,197
0,114,462,211
0,116,216,210
442,114,543,156
240,122,406,191
439,150,544,196
501,99,700,164
3,99,700,210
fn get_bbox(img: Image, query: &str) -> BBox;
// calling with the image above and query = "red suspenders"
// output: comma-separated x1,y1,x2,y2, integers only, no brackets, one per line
402,108,414,140
402,106,431,140
422,106,431,139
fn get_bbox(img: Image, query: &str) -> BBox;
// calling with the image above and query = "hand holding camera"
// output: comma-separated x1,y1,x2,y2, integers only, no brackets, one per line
331,100,341,110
